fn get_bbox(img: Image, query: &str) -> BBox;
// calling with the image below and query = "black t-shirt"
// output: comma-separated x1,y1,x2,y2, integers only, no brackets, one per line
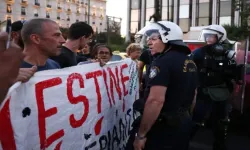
139,50,152,65
146,50,198,113
82,53,92,59
76,53,92,63
139,50,153,73
139,50,153,83
20,59,60,71
50,46,77,68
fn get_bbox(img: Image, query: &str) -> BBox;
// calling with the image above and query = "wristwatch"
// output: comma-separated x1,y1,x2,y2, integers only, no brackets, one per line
135,133,146,140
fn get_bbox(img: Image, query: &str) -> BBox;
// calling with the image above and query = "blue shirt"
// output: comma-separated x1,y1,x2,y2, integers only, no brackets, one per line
20,59,60,71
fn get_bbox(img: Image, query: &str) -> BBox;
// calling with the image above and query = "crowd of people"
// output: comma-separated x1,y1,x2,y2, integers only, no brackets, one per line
0,18,142,104
0,17,241,150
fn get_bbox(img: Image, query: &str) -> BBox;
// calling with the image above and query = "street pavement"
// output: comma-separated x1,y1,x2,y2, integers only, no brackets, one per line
189,127,250,150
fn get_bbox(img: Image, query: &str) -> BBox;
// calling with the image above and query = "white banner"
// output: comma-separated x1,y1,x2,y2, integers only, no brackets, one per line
0,58,139,150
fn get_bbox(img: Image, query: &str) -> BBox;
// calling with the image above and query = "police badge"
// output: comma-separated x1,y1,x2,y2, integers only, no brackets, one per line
149,66,159,79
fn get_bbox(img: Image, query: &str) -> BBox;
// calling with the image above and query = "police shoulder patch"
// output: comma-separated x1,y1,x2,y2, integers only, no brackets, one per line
149,66,160,79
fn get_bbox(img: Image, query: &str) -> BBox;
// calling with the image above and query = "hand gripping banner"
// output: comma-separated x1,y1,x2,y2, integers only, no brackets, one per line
0,58,139,150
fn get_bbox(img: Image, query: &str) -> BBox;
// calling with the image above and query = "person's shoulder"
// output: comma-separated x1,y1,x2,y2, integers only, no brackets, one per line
162,50,183,59
142,49,149,54
139,50,151,62
192,47,204,55
140,50,149,57
191,47,206,61
47,59,61,69
155,51,175,67
56,46,72,57
50,48,69,62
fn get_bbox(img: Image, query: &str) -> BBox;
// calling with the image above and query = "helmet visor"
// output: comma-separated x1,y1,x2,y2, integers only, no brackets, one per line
198,29,223,43
138,29,162,48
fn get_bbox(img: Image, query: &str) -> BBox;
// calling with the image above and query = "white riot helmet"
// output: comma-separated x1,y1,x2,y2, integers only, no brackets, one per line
134,33,145,49
134,25,149,49
199,24,228,43
135,21,187,48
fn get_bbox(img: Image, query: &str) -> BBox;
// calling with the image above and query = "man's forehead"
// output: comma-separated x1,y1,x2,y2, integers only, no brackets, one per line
43,22,59,29
43,22,60,32
205,34,217,37
150,33,160,36
99,47,108,51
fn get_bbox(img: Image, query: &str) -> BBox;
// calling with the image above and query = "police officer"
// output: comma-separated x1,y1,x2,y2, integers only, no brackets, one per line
191,25,240,150
133,21,198,150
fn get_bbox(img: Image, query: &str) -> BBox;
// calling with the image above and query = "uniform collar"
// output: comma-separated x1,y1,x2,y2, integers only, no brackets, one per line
152,46,172,58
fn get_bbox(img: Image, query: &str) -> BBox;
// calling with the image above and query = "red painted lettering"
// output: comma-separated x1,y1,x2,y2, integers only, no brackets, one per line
35,77,64,149
86,70,102,113
108,67,122,102
67,73,89,128
103,70,112,107
0,98,16,150
121,64,129,96
54,141,63,150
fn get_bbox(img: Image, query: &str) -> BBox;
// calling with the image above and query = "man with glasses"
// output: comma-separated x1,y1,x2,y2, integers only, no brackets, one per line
51,21,94,68
133,21,197,150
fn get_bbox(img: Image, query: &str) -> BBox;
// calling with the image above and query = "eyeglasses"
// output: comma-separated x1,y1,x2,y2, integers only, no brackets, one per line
146,35,161,41
98,51,110,55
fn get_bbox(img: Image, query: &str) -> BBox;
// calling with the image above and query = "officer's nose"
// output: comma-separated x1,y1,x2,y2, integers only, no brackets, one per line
147,40,152,45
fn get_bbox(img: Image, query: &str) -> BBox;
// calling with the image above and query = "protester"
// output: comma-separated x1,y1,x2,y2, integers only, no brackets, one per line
51,21,94,68
94,44,113,63
78,43,112,66
11,20,25,49
0,32,23,104
20,18,65,71
81,44,92,59
9,20,39,83
126,43,142,61
77,44,91,63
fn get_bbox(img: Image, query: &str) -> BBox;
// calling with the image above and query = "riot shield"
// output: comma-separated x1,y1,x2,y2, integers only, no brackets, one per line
232,38,249,114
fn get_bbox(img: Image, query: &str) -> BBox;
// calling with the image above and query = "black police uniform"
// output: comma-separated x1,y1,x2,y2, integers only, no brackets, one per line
141,47,197,150
192,45,238,150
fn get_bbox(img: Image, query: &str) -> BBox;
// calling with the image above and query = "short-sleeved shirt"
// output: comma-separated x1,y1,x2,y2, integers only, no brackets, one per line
139,50,153,83
139,50,153,71
146,49,198,113
20,59,60,71
139,50,152,65
50,46,77,68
